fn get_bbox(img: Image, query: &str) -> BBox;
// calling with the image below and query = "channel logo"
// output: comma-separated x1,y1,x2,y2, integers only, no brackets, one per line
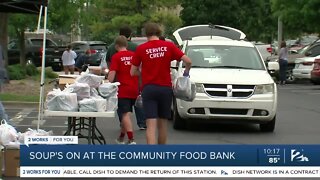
221,170,228,175
290,149,309,162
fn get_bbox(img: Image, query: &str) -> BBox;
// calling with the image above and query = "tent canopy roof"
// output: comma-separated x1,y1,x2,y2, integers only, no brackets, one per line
0,0,47,14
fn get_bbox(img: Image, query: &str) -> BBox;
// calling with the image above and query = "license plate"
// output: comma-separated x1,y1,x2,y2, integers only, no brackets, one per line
54,58,60,62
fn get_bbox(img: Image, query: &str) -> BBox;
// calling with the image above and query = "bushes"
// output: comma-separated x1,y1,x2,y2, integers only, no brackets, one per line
45,68,58,79
8,64,51,80
7,64,27,80
26,64,39,76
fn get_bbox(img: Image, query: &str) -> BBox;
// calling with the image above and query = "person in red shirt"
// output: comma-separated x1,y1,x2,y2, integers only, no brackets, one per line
108,36,139,145
131,22,192,144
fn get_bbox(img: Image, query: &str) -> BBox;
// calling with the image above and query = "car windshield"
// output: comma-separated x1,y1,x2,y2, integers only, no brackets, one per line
90,44,107,51
184,45,265,70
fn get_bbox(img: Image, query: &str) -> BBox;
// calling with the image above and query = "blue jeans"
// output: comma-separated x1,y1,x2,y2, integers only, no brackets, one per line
0,101,8,121
279,59,288,82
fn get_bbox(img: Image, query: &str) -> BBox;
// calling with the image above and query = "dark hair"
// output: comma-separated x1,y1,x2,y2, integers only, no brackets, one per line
144,22,162,37
280,41,286,48
67,45,72,50
119,25,132,39
115,36,128,48
159,36,166,41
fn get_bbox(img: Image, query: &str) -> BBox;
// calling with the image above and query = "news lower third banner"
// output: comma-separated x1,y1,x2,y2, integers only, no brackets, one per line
20,145,320,178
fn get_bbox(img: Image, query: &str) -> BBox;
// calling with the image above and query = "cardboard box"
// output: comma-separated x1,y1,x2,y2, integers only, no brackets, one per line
4,148,20,177
88,66,102,76
58,75,79,90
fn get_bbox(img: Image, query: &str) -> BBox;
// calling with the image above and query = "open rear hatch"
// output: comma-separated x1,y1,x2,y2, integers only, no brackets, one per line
173,24,246,46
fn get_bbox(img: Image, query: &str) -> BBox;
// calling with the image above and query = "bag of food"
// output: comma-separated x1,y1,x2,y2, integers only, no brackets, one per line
76,70,104,88
0,120,19,146
46,90,78,111
79,97,107,112
106,96,118,112
98,82,119,98
79,98,97,112
65,82,90,100
173,77,196,101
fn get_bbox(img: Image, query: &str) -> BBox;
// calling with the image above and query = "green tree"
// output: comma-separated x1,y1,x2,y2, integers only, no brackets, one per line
271,0,320,38
180,0,277,42
0,13,8,67
8,13,38,66
96,0,181,42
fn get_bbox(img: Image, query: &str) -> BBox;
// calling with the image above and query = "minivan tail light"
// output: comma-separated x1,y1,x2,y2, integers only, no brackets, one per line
40,47,43,56
266,47,273,53
89,49,97,54
313,59,320,70
302,62,313,66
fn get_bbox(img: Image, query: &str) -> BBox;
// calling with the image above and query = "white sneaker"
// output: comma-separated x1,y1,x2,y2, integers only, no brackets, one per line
127,139,136,145
115,138,125,144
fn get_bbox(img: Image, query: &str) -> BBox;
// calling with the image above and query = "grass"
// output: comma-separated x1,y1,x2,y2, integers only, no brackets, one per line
1,67,59,102
0,93,39,102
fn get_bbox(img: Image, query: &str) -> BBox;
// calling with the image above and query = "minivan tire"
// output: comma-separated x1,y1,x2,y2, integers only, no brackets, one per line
173,100,186,130
260,116,276,132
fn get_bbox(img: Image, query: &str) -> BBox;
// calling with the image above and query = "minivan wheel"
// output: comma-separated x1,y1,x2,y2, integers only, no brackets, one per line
173,102,186,130
286,70,296,83
260,116,276,132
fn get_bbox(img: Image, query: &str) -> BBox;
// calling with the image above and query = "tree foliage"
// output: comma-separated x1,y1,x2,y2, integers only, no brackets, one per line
8,13,38,66
271,0,320,38
46,0,182,43
180,0,277,42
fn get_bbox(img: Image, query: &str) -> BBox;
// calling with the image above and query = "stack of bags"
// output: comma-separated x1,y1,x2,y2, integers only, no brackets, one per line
46,71,119,112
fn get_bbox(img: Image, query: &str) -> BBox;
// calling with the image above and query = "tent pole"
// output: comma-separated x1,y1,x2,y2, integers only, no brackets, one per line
37,5,48,130
36,5,43,33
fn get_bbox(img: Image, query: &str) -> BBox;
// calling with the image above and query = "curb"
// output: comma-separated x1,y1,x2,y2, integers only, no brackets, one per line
2,101,39,108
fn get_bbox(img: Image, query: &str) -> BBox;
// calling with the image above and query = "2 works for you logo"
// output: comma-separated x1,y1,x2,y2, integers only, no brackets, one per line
290,149,309,162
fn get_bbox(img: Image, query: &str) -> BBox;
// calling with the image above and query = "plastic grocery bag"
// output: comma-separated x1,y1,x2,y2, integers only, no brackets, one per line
46,89,78,111
98,82,120,98
76,70,104,88
135,95,143,109
173,77,196,101
18,128,53,144
65,82,90,100
0,119,19,146
106,96,118,112
79,98,96,112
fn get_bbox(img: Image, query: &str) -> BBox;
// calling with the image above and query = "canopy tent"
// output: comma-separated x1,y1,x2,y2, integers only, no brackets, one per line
0,0,48,130
0,0,46,14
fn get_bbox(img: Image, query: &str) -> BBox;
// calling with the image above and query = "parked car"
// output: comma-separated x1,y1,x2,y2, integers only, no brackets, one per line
51,41,107,71
292,41,320,81
254,42,272,61
131,36,173,45
171,25,278,132
7,38,64,67
311,58,320,85
266,39,320,83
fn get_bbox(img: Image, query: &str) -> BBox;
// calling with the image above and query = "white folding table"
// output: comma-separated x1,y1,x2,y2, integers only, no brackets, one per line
44,110,115,144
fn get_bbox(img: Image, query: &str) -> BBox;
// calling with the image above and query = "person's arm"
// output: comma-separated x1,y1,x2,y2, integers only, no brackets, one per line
130,65,140,76
131,48,142,76
171,43,192,76
107,71,116,82
181,55,192,76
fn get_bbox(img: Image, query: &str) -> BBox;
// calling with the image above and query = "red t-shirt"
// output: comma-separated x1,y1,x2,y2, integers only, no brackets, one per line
132,40,184,88
109,50,139,99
